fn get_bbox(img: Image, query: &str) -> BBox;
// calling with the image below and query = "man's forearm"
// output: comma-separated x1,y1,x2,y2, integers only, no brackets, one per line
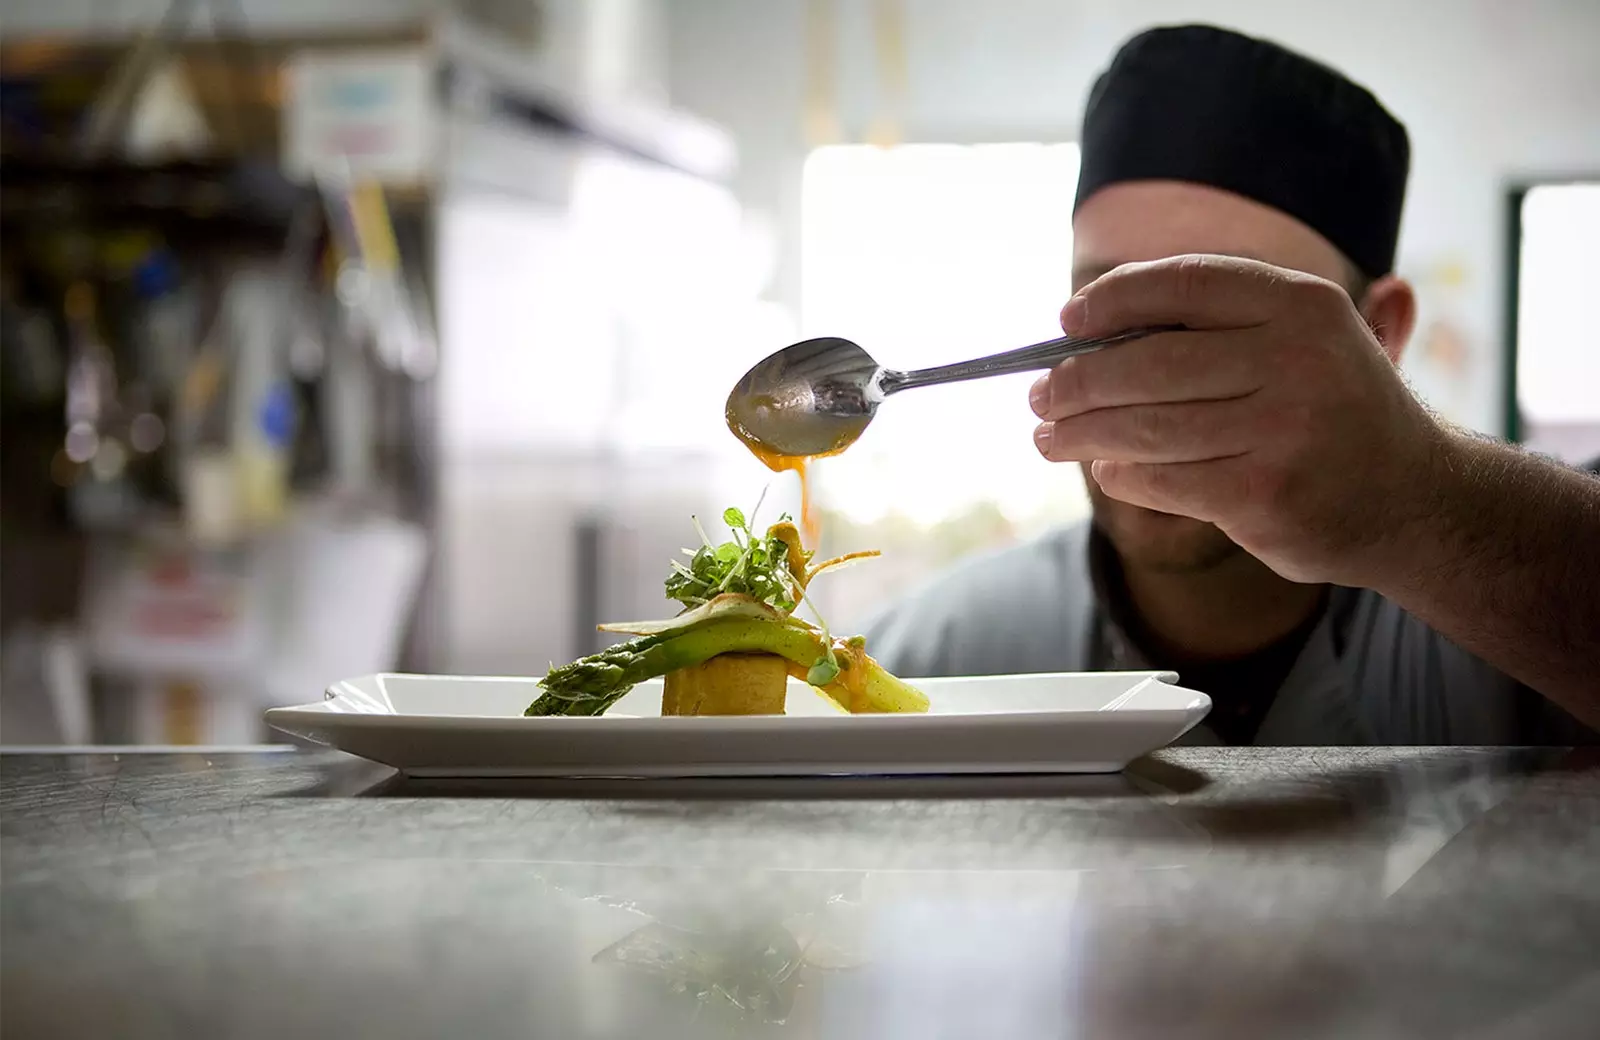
1371,431,1600,726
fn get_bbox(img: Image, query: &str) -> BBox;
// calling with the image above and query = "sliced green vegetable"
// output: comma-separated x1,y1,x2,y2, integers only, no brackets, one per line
805,656,841,687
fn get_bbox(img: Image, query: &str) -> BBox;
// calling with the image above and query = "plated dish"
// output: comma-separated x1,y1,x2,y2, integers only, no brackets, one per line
267,502,1210,775
525,502,926,719
264,670,1209,777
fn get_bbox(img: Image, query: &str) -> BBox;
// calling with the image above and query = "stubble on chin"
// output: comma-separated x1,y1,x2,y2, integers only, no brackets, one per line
1083,471,1245,574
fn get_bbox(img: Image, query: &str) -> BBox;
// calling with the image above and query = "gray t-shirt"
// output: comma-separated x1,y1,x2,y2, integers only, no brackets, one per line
862,519,1597,746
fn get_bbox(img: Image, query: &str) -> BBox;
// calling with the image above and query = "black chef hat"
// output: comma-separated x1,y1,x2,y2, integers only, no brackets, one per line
1074,25,1410,279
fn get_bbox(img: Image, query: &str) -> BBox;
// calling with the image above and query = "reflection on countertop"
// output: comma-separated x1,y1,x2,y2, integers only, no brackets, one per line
3,746,1598,1039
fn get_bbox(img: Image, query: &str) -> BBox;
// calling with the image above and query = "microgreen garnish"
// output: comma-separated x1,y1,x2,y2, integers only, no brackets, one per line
665,490,807,615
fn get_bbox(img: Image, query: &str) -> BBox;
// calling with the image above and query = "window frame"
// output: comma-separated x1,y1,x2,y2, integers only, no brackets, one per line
1502,174,1600,444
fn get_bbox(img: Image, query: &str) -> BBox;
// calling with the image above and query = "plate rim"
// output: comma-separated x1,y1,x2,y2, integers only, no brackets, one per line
264,669,1210,731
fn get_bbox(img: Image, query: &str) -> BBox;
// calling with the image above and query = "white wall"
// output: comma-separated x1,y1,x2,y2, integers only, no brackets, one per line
665,0,1600,435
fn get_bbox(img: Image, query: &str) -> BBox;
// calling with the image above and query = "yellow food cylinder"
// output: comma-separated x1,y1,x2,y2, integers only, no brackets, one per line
662,653,789,716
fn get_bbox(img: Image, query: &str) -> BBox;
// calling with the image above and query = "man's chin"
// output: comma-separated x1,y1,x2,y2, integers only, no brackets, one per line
1094,503,1244,573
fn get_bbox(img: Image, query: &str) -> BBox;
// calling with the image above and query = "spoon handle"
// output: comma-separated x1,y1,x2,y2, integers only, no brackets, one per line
879,325,1182,395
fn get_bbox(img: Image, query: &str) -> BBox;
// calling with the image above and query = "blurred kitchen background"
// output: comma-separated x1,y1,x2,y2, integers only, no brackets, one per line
1,0,1596,746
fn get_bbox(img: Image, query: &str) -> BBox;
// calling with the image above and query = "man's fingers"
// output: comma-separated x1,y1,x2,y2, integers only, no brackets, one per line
1029,328,1267,420
1087,458,1247,520
1034,398,1264,464
1061,254,1303,338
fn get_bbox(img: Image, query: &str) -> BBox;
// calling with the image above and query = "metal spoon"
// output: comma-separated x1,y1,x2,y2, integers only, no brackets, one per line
725,326,1180,459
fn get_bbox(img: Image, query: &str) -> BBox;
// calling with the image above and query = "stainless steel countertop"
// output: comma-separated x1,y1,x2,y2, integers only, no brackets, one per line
4,747,1599,1039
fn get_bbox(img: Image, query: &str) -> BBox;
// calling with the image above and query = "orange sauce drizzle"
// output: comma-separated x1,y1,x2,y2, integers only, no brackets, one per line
725,400,868,547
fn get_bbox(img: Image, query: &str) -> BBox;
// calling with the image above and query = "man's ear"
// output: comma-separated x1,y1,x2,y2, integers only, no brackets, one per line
1359,274,1417,365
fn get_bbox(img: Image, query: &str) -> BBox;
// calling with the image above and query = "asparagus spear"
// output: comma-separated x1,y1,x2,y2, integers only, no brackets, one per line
526,614,831,716
525,608,929,716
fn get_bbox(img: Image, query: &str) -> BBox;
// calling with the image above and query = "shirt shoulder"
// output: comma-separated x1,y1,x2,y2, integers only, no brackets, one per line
861,522,1097,679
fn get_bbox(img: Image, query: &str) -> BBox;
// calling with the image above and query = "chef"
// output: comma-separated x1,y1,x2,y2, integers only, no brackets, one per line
865,24,1600,745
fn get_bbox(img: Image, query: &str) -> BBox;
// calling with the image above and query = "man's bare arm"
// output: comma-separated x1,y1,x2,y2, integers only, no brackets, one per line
1370,436,1600,726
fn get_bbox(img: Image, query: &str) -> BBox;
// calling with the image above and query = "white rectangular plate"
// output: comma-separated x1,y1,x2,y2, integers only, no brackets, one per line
265,671,1209,778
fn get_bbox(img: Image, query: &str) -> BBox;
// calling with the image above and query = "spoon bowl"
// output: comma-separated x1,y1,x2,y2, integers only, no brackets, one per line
725,337,882,460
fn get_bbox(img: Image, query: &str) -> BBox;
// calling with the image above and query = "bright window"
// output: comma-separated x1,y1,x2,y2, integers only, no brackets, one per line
1516,182,1600,463
799,143,1091,621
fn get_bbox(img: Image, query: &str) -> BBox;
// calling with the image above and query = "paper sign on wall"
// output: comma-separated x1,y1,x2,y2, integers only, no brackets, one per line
283,49,434,185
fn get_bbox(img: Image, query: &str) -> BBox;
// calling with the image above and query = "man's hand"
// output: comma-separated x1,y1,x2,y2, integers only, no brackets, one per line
1032,253,1600,720
1029,254,1447,588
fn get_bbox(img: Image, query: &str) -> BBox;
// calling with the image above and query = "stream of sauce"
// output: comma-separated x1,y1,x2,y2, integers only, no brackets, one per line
725,399,869,546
